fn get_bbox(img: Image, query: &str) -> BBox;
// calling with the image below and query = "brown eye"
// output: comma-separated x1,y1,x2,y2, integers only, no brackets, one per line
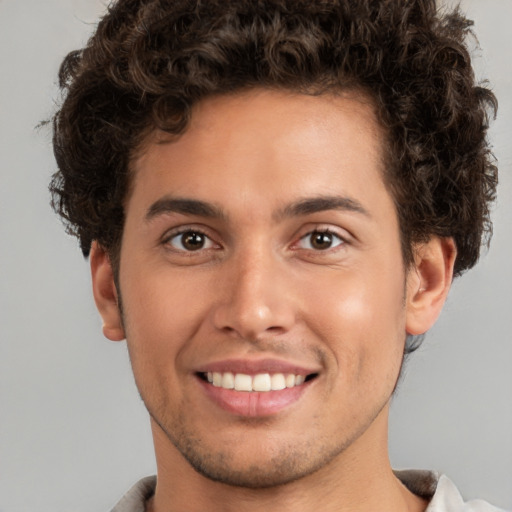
181,232,205,250
167,230,214,251
298,230,344,251
311,232,334,250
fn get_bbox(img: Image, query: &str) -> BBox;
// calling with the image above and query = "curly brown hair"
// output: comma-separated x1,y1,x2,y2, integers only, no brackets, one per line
51,0,497,278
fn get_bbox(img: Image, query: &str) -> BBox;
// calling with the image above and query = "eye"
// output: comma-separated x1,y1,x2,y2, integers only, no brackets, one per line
166,230,216,252
297,230,345,251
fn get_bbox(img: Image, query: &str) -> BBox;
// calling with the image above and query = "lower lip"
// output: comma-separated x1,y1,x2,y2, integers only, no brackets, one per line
198,377,312,417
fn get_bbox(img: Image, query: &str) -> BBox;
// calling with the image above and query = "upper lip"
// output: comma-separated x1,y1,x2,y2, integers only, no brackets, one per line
195,358,320,376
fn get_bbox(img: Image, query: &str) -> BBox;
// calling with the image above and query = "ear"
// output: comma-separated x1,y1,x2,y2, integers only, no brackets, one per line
90,242,125,341
405,237,457,336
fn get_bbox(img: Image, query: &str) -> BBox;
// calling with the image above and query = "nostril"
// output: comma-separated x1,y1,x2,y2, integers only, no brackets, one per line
266,325,285,333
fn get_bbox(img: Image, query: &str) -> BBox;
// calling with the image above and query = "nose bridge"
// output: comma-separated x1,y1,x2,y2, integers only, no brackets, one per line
212,242,294,339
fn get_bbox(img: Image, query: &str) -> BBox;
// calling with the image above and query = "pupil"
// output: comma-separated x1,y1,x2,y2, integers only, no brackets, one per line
182,232,204,250
312,232,332,250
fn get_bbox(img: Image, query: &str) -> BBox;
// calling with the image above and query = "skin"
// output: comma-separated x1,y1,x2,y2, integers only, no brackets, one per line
91,89,455,512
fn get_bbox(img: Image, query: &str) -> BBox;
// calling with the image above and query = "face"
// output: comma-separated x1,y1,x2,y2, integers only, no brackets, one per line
97,89,430,487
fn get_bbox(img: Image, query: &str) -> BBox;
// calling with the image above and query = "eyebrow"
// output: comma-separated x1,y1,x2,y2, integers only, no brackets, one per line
145,197,226,222
145,194,370,223
276,195,370,220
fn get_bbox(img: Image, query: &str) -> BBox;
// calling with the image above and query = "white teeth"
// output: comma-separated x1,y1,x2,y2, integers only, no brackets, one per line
234,373,253,391
252,373,271,392
221,372,235,389
271,373,286,390
206,371,311,392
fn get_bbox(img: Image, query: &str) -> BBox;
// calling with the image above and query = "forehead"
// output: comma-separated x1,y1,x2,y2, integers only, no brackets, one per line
130,88,389,217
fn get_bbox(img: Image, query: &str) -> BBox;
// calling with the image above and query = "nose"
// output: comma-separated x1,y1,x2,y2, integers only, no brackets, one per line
211,248,296,341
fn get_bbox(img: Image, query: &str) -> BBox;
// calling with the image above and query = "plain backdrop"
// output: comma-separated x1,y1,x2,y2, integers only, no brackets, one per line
0,0,511,510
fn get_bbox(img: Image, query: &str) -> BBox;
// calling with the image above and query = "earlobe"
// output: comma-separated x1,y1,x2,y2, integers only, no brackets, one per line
405,237,457,336
90,242,125,341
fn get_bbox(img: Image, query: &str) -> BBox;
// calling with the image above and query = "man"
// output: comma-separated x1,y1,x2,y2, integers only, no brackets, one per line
50,0,503,510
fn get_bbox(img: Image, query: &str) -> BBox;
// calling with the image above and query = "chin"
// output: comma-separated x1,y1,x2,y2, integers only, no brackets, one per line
154,414,346,489
176,441,335,489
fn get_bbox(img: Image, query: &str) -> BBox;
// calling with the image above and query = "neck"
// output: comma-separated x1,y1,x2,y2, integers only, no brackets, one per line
146,406,427,512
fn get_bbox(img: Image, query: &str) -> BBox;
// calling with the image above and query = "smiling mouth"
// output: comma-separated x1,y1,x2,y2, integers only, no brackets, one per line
198,371,318,392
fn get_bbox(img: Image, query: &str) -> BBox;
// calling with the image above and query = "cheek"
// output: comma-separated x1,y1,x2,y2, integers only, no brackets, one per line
120,273,193,409
123,262,206,324
120,268,206,371
303,267,405,334
301,268,406,378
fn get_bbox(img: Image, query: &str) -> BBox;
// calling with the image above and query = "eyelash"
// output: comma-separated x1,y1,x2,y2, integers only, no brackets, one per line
162,227,218,253
161,226,349,255
295,229,346,252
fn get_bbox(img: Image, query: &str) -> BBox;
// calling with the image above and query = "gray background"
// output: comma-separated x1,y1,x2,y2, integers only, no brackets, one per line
0,0,510,510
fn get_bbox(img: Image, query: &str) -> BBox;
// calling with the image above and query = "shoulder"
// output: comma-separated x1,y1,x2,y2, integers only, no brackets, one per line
110,475,157,512
395,470,509,512
427,475,508,512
